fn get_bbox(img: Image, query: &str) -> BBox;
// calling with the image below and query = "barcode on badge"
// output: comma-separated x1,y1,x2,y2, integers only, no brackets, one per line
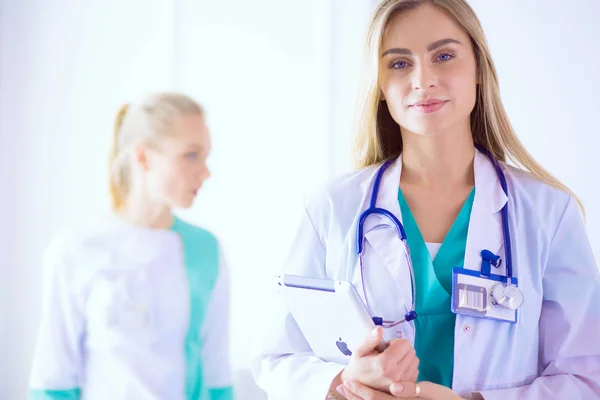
459,286,486,311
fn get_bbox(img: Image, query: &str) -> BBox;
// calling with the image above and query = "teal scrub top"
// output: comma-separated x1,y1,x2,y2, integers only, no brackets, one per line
398,188,475,388
172,217,235,400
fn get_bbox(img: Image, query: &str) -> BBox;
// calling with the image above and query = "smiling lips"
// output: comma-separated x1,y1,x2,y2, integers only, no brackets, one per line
410,99,448,113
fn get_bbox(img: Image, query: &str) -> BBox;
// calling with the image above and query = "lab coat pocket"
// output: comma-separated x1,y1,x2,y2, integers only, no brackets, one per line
87,271,157,347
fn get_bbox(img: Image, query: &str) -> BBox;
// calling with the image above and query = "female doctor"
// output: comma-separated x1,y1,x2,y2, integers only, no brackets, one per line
253,0,600,399
28,93,234,400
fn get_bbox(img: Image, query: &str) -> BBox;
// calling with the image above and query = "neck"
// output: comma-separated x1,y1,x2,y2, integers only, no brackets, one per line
118,192,173,230
400,128,475,189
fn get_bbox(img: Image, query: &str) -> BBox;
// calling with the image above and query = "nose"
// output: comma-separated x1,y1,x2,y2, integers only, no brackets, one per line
194,161,211,185
412,61,437,90
202,166,211,181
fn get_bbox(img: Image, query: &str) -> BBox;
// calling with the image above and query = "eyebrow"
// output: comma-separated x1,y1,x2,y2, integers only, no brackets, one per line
186,144,208,152
381,38,463,57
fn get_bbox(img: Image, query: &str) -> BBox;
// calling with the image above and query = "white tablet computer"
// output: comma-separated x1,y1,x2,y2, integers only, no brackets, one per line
276,274,386,364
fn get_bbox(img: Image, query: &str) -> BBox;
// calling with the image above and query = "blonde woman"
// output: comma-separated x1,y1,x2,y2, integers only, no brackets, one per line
28,93,234,400
254,1,600,399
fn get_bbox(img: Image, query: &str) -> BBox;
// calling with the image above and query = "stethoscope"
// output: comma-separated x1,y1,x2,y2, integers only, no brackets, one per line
356,146,524,328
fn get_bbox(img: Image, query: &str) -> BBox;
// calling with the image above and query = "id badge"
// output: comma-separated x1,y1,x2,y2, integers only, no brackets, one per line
451,267,518,324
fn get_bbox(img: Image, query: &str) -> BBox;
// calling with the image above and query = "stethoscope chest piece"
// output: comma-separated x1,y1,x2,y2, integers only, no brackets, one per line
491,282,524,310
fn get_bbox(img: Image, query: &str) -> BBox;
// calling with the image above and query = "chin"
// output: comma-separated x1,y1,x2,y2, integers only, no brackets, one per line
406,126,443,137
172,198,195,209
181,200,195,209
407,120,456,136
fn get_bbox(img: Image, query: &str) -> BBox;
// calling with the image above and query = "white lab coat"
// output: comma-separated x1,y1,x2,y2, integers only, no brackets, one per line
253,150,600,400
29,216,233,400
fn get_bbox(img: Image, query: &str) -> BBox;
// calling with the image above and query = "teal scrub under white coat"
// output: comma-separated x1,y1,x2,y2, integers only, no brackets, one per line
398,187,475,388
28,215,234,400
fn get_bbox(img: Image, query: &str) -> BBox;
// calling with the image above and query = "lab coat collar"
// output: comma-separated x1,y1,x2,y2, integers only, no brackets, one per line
358,148,507,229
465,149,507,272
358,154,404,234
359,148,508,301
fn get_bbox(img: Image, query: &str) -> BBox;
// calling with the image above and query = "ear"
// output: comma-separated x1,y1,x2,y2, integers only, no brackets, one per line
134,143,150,172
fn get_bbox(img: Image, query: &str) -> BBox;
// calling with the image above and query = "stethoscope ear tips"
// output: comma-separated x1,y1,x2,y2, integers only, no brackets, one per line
405,311,417,322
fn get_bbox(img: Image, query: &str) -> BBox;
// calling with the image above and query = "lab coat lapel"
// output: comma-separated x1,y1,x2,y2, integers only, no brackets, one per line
361,156,414,311
463,150,508,274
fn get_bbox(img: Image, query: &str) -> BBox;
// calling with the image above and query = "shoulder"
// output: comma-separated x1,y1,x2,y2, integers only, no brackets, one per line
172,217,223,275
505,165,569,202
40,220,116,287
504,165,580,233
172,217,219,246
297,163,381,247
303,164,380,219
43,217,114,262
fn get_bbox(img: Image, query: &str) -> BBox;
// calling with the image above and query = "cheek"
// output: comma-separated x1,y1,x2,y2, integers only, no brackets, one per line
445,64,478,106
448,76,477,114
148,162,188,197
381,77,410,121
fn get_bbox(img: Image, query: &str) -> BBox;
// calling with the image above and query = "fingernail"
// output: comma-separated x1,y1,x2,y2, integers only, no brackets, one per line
391,383,404,393
371,328,379,337
336,385,344,395
343,380,352,389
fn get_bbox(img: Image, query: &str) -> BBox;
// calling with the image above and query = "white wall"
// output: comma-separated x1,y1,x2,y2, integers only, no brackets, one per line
1,1,599,399
0,0,17,389
0,0,176,397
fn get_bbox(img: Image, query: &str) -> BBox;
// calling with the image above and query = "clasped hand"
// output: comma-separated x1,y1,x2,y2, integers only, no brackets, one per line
336,328,463,400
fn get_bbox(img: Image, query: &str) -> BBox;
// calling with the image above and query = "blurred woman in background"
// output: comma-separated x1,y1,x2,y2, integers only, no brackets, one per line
28,92,234,400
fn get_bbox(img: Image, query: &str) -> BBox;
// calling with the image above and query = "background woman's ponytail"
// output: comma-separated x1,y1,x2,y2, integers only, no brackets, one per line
109,104,130,210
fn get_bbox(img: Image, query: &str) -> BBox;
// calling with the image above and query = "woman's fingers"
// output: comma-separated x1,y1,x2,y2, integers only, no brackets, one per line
340,381,397,400
406,356,420,382
337,384,363,400
390,382,421,398
390,381,461,399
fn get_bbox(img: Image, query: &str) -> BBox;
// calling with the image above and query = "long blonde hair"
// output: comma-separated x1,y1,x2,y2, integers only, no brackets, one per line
353,0,584,214
109,92,204,210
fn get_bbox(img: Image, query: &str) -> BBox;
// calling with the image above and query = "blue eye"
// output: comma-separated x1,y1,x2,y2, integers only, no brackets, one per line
437,53,454,62
184,152,199,160
391,60,408,69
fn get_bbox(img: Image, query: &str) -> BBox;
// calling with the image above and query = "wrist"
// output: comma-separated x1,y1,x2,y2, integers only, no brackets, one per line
326,390,346,400
327,369,345,400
